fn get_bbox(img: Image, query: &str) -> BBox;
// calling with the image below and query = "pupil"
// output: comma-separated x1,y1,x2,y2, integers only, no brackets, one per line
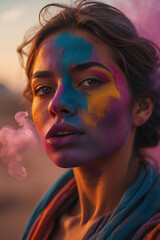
88,79,96,85
43,87,50,93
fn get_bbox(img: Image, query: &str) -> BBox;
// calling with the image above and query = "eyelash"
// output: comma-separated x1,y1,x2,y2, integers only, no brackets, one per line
77,77,103,87
34,86,54,96
33,77,103,97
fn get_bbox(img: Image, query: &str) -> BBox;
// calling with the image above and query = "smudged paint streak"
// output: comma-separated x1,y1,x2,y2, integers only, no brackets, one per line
53,32,122,128
107,63,133,139
84,69,121,128
53,32,93,111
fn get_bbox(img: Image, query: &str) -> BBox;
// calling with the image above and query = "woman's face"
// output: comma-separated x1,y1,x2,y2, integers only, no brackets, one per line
31,30,133,168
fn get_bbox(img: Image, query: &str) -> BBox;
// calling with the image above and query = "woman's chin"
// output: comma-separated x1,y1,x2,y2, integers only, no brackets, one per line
45,149,83,168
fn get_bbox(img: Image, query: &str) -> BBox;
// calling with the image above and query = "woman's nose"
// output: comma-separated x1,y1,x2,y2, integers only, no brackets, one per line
48,84,76,118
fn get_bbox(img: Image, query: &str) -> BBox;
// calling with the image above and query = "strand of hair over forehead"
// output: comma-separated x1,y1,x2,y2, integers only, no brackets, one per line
17,0,134,70
37,0,139,52
38,0,125,26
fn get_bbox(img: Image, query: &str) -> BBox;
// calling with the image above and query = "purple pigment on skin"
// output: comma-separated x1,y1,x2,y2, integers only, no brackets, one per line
86,70,111,84
107,64,131,100
106,64,133,140
90,63,132,154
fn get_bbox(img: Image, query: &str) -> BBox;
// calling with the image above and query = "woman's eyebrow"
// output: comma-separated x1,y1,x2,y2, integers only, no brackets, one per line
32,71,53,80
69,62,111,73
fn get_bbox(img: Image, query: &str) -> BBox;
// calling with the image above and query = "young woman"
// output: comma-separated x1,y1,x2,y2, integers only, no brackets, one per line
18,1,160,239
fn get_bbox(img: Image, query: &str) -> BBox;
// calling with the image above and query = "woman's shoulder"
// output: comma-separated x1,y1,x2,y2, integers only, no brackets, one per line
131,161,160,240
100,161,160,240
21,169,74,240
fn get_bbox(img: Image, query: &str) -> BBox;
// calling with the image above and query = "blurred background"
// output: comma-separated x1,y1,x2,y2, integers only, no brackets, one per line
0,0,160,239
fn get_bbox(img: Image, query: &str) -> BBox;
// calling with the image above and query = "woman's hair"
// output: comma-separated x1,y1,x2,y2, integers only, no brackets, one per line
17,0,160,157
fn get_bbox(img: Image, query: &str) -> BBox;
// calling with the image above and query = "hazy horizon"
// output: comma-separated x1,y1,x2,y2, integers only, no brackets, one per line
0,0,160,93
0,0,70,93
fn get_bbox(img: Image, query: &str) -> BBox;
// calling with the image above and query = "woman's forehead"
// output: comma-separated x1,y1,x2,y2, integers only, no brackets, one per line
41,29,102,48
34,30,115,70
40,31,94,61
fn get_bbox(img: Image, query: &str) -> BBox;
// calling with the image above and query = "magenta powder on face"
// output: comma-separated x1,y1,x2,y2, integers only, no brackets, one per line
33,31,134,168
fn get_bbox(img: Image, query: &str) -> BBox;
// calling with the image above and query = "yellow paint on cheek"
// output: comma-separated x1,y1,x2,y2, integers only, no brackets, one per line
83,74,121,128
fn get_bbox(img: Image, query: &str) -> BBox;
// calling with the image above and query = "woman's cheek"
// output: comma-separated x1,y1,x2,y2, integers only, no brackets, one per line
32,99,48,137
82,83,121,128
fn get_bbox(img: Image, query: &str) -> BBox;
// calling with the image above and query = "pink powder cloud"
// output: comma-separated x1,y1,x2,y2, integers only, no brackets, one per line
114,0,160,47
0,111,38,180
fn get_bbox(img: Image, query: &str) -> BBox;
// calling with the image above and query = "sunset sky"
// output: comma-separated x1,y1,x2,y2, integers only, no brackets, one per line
0,0,159,93
0,0,70,93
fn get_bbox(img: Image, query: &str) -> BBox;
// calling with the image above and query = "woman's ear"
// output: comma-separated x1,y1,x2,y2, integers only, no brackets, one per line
132,97,154,127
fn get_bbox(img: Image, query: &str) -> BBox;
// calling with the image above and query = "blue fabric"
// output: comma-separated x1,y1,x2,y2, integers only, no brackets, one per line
21,161,160,240
95,161,160,240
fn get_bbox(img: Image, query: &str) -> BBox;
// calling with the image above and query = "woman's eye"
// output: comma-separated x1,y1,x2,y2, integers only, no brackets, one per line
34,86,54,96
80,78,103,87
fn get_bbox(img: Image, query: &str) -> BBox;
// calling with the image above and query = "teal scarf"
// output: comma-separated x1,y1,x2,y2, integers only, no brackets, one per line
21,161,160,240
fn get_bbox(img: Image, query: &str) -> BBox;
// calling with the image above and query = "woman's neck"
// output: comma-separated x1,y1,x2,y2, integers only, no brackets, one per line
73,134,139,225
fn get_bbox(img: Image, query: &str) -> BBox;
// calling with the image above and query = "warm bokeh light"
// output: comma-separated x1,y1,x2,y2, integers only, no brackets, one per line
0,0,159,93
0,0,71,93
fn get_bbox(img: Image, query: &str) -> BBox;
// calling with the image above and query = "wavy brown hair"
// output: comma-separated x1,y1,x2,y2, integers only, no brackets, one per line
17,0,160,157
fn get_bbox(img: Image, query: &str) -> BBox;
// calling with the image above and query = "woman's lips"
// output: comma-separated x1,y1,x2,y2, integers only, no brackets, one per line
46,133,83,148
45,122,84,148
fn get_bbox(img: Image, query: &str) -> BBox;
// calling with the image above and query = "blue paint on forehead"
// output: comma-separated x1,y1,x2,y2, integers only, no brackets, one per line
54,32,93,66
53,32,94,111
